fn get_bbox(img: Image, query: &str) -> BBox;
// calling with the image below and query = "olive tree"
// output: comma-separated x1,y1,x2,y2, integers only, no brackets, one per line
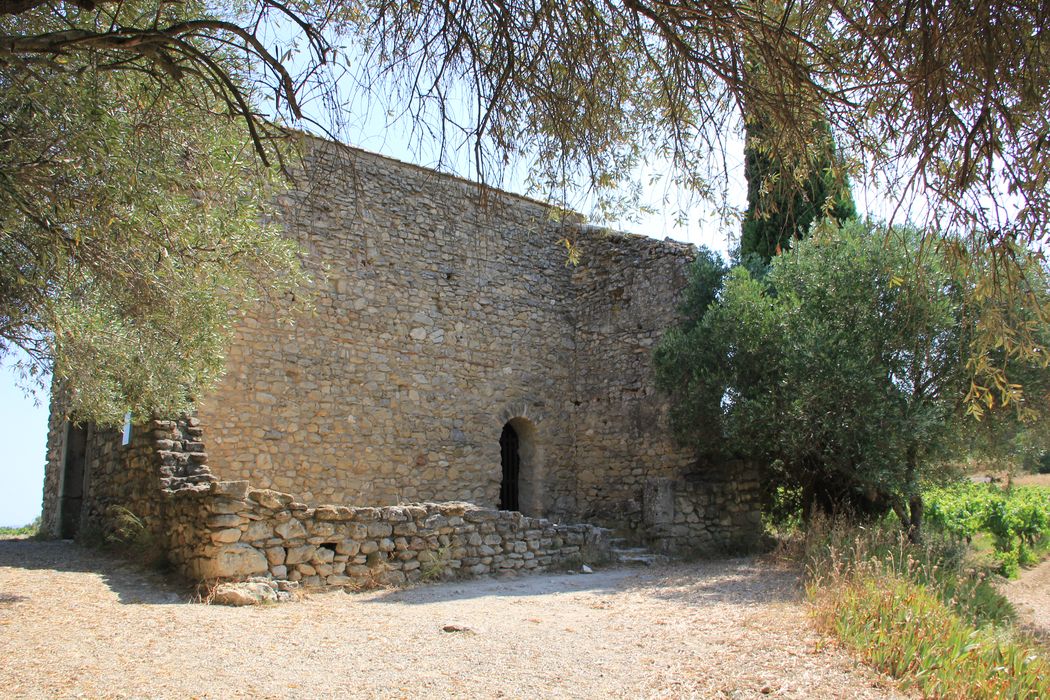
654,220,1050,538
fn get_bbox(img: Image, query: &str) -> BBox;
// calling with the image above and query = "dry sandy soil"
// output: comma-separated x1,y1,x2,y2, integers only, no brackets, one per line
1003,557,1050,640
0,538,903,699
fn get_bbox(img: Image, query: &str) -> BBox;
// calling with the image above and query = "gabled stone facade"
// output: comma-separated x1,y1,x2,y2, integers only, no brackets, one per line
41,136,763,585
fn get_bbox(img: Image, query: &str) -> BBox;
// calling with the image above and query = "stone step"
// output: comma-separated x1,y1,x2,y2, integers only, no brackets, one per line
615,552,668,567
610,546,668,567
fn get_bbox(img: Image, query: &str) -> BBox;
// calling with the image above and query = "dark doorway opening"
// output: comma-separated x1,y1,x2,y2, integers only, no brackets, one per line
60,423,89,539
499,422,520,511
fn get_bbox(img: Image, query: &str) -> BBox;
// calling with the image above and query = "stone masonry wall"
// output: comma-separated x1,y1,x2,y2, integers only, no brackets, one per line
193,137,733,540
642,464,766,555
40,401,216,540
195,140,580,515
163,480,610,587
569,230,700,535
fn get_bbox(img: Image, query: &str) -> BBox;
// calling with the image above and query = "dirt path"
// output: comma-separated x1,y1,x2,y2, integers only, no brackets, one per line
1003,557,1050,639
0,538,901,699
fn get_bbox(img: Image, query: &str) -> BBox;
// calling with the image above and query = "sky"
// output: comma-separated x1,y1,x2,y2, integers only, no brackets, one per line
0,359,48,527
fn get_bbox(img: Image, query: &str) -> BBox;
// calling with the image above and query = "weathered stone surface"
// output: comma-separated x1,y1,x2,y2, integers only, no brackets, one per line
275,519,307,540
265,546,286,566
211,581,277,606
245,521,273,541
207,514,245,529
196,544,267,579
249,489,294,510
210,481,249,500
211,528,242,544
285,544,316,565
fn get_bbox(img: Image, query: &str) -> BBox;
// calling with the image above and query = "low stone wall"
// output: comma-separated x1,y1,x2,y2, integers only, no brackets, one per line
164,480,610,588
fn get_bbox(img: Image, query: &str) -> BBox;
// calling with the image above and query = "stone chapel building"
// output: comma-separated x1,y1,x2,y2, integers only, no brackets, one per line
40,136,762,586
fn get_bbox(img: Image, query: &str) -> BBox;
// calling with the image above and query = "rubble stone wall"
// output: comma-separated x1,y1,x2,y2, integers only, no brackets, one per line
195,142,580,516
40,410,216,540
163,480,610,587
570,230,699,534
642,465,766,555
193,138,723,535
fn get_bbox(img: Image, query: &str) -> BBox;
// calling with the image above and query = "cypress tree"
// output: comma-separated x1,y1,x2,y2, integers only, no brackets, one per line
740,117,857,266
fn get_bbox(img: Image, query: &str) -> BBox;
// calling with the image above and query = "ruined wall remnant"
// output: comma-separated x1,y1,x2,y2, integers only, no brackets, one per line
40,135,764,579
164,481,609,587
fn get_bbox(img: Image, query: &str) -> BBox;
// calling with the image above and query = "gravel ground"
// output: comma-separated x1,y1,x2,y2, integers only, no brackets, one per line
0,538,902,699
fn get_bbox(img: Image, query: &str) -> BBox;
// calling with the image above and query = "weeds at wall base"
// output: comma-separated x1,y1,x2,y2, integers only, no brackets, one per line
810,573,1049,699
800,513,1048,698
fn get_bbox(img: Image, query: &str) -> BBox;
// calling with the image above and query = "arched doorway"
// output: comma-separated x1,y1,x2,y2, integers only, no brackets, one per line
498,417,542,515
499,423,520,511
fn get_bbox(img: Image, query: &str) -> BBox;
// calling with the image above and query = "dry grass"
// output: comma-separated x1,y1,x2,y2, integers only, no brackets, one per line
1015,473,1050,488
0,538,904,699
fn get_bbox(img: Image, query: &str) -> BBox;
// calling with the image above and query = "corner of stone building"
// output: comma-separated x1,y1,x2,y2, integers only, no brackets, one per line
641,461,767,556
40,398,218,545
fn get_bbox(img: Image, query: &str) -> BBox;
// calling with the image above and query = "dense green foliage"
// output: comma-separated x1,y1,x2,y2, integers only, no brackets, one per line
0,2,315,424
655,220,1050,532
926,482,1050,575
657,222,958,521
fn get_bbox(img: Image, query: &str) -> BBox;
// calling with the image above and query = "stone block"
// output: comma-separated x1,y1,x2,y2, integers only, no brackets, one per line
275,519,307,540
249,489,294,510
211,528,242,544
207,514,246,529
195,544,267,579
246,522,274,542
266,545,287,570
285,544,317,565
208,499,248,515
366,522,393,538
211,582,277,606
210,481,250,500
315,506,354,521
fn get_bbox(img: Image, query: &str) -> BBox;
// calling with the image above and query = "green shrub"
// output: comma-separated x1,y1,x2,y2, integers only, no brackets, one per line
0,516,41,538
925,482,1050,576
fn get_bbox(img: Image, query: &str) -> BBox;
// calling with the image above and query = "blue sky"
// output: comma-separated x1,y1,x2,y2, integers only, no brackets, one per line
0,359,48,527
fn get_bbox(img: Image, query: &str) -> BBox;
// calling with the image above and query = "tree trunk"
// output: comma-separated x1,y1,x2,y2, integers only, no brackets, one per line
907,494,924,543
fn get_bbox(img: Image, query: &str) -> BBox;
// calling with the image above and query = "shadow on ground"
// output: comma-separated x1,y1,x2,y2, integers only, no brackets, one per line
0,537,804,611
362,557,802,608
0,537,190,606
